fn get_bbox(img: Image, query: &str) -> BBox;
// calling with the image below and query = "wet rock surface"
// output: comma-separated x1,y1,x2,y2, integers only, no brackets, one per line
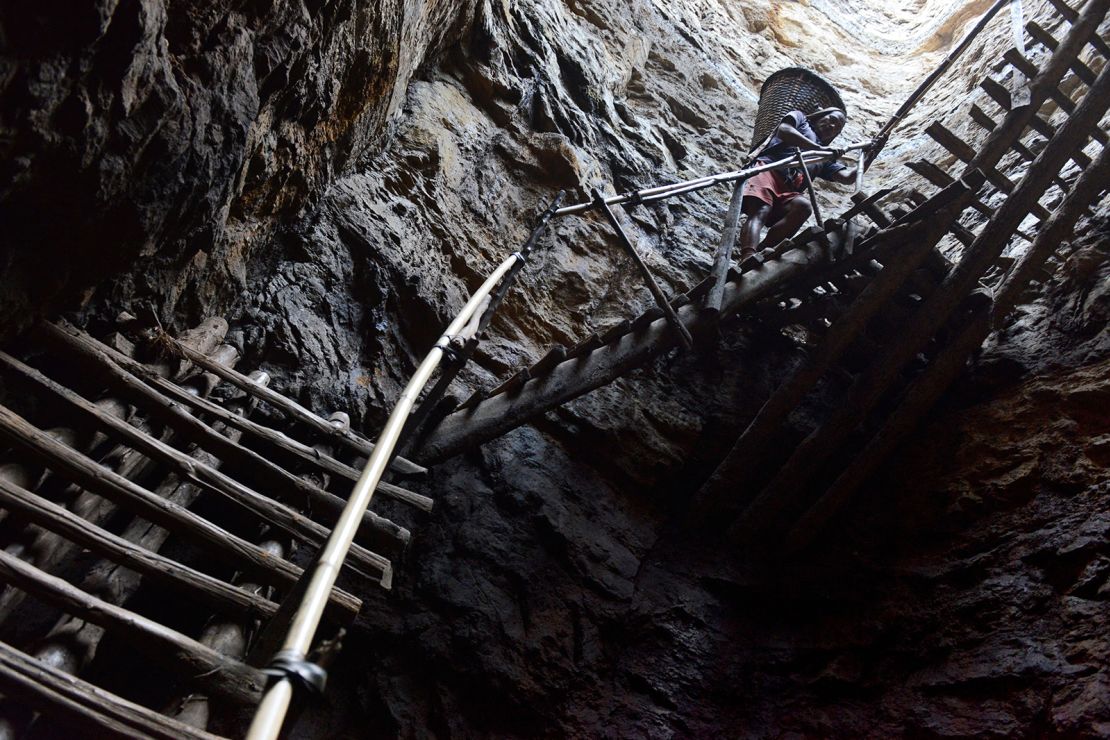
2,0,1109,737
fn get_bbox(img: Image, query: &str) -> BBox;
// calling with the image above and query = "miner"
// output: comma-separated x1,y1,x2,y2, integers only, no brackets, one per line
739,107,860,259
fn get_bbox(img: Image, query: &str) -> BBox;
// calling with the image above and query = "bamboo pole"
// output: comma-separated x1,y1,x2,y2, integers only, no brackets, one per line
554,146,870,217
246,251,523,740
404,192,565,449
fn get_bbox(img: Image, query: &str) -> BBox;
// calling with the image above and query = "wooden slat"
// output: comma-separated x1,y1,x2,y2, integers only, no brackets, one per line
925,122,1052,221
420,227,905,463
0,476,277,620
155,331,425,476
1003,49,1110,144
41,322,410,557
978,77,1094,167
0,349,395,583
1026,20,1098,84
0,642,221,740
0,403,361,619
732,45,1110,544
788,139,1110,550
968,103,1072,192
0,549,265,705
28,348,432,513
527,344,568,377
1043,0,1110,57
905,160,1036,243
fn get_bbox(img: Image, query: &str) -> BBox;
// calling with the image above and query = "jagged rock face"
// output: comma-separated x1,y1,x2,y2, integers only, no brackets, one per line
0,0,474,337
3,0,1109,736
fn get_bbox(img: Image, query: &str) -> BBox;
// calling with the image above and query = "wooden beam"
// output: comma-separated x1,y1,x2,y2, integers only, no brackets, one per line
419,236,834,463
978,77,1093,168
904,160,1036,243
1003,49,1109,144
968,103,1072,193
1025,20,1098,85
787,140,1110,549
925,122,1052,221
689,204,964,523
0,641,220,740
0,549,265,705
1042,0,1110,57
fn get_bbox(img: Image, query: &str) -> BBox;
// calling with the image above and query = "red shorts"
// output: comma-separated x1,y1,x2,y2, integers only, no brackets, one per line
742,169,804,224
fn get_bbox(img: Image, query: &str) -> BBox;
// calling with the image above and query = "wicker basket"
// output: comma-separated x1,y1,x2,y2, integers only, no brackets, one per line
750,67,846,151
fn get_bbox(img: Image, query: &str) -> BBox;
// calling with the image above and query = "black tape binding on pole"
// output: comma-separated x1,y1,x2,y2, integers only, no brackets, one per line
263,650,328,696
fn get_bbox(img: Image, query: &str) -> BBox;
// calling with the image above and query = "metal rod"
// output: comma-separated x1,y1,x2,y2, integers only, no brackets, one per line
591,188,695,351
795,148,824,226
246,252,524,740
705,178,746,313
554,144,871,217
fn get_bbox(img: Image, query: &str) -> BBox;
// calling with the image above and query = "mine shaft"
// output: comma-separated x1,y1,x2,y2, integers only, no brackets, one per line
0,0,1108,737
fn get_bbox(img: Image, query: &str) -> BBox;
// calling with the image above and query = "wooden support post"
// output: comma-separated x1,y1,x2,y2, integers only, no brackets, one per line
794,148,824,227
404,192,565,450
0,641,219,740
591,188,695,351
705,178,746,314
0,550,266,705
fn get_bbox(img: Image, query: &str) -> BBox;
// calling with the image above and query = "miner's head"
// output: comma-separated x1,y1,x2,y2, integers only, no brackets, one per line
811,109,847,144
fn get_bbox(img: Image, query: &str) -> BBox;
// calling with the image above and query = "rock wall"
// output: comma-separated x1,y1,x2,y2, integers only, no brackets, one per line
2,0,1108,736
0,0,474,337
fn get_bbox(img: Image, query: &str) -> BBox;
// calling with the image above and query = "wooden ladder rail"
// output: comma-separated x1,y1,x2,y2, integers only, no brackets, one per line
785,138,1110,550
730,5,1110,542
